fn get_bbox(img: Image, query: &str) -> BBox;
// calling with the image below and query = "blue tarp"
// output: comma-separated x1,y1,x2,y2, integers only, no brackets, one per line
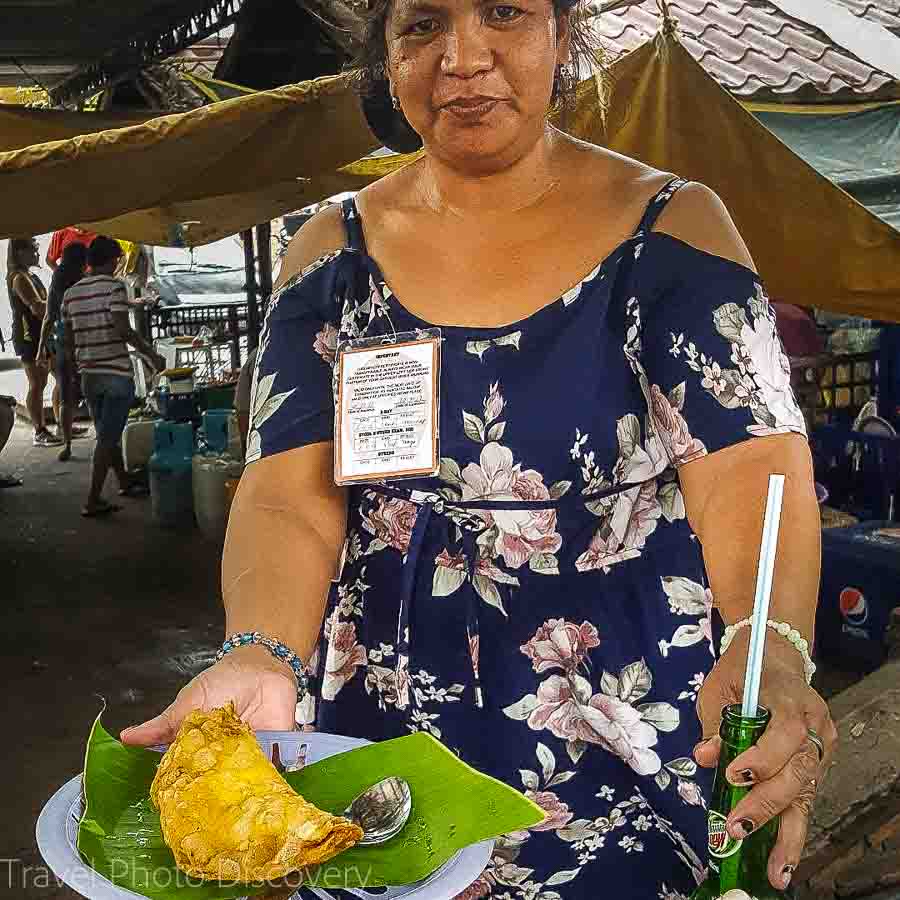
757,105,900,230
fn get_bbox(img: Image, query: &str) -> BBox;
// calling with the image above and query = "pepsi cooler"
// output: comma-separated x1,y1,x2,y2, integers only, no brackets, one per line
817,521,900,671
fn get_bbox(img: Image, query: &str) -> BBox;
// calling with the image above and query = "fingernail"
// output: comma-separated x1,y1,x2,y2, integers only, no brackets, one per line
728,768,755,787
782,865,795,888
693,739,710,756
731,818,755,839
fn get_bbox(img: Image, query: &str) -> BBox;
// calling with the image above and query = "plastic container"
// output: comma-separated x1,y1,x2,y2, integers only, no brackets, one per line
200,409,230,454
122,419,157,472
149,421,195,529
817,520,900,671
224,476,241,519
193,454,243,541
155,387,196,422
197,383,237,411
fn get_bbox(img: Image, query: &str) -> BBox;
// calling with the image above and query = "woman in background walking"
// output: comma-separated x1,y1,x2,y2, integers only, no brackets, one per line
38,242,90,461
5,238,61,447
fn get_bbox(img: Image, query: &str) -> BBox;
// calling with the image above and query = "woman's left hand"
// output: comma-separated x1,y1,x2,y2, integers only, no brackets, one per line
695,629,838,891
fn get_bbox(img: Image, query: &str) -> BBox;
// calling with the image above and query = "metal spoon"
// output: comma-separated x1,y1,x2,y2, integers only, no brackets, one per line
272,746,411,846
345,776,412,846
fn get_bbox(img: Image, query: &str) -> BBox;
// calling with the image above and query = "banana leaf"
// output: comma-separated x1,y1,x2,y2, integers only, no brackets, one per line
77,712,544,900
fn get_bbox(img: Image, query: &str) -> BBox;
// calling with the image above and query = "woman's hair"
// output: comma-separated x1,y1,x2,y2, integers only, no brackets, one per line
54,242,88,293
350,0,603,117
6,238,35,272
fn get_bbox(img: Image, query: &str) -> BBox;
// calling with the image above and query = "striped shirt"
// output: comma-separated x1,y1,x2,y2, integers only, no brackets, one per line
62,275,134,378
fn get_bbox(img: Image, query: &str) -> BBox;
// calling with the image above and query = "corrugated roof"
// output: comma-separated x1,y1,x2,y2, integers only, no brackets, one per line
594,0,900,102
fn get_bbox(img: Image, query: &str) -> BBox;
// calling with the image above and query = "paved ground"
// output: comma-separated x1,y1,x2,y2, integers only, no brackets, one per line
2,418,224,899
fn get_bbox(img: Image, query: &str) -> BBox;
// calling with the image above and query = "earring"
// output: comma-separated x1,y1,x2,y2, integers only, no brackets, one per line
391,94,401,111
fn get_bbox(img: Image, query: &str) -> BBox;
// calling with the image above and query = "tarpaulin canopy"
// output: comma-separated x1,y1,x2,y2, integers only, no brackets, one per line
1,28,898,319
755,104,900,229
0,73,378,245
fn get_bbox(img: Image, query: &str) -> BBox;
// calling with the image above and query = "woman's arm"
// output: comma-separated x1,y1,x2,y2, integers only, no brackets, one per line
37,287,61,361
12,272,46,317
120,207,350,747
223,443,348,661
651,181,836,891
680,434,820,641
225,206,350,657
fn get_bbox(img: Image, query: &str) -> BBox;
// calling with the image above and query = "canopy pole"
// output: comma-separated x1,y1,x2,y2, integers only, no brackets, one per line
242,229,259,361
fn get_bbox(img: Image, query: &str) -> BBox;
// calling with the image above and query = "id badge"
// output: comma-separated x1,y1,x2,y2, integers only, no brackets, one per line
334,329,441,485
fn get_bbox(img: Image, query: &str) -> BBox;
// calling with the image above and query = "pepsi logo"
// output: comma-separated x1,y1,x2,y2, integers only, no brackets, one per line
839,587,868,626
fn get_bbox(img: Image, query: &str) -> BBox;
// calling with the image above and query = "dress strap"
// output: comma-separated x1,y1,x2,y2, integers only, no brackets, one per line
633,176,690,236
341,197,368,254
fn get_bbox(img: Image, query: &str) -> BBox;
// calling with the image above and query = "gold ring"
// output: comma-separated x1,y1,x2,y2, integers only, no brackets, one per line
807,728,826,763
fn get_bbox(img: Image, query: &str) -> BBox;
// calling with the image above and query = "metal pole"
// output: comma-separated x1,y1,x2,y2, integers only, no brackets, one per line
256,221,273,311
241,229,258,362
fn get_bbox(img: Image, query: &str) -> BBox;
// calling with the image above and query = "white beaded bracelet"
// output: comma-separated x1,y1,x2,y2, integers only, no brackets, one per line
720,618,817,684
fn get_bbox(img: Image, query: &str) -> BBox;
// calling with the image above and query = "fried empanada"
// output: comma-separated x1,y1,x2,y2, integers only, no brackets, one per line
150,703,362,882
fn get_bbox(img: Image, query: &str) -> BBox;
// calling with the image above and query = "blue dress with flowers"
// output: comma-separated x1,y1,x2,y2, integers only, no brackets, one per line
248,178,807,899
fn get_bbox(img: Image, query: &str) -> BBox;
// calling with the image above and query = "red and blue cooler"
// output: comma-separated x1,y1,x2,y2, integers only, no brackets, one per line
816,521,900,671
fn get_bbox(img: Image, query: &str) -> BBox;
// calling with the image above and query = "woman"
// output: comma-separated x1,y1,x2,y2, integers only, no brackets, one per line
37,242,90,462
5,238,61,447
123,0,837,895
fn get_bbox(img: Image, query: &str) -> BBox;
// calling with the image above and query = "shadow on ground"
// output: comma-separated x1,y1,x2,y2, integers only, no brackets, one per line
2,419,224,898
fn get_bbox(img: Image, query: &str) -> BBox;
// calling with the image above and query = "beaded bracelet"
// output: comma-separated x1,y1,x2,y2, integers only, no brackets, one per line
216,632,311,700
720,618,817,684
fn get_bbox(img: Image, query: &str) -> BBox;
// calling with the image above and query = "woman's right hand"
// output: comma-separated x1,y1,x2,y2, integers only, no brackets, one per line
119,645,299,747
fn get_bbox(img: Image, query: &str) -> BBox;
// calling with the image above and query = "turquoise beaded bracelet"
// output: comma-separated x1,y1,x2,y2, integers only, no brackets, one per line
216,631,310,699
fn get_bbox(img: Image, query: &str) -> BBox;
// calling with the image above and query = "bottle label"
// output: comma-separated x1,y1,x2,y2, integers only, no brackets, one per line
708,810,743,859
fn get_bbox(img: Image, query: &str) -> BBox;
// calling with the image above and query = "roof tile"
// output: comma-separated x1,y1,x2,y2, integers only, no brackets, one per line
599,0,900,100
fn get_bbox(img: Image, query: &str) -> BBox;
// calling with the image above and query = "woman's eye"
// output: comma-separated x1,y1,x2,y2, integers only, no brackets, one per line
489,5,524,21
406,18,439,35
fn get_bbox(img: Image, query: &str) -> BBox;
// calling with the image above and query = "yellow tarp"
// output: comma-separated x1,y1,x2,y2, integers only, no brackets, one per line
0,74,378,245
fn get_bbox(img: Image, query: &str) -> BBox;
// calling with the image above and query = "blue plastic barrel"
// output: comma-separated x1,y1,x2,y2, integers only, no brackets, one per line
201,409,231,454
149,421,195,528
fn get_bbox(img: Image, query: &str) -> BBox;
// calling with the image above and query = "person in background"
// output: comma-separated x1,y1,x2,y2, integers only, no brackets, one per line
771,302,824,359
5,237,61,447
234,346,258,459
0,395,22,488
63,237,166,517
37,243,90,461
45,226,97,271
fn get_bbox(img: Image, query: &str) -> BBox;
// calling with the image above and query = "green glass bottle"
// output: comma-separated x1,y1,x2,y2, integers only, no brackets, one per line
691,704,785,900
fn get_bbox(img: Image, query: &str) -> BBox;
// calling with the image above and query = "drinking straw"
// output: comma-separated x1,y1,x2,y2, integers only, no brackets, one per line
741,474,786,717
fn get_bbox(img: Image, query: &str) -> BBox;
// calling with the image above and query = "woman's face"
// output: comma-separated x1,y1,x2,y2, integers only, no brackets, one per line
385,0,569,169
17,240,39,268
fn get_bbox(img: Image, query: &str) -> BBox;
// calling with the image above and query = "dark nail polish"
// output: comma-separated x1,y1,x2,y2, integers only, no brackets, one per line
738,818,755,838
782,865,795,887
729,768,755,786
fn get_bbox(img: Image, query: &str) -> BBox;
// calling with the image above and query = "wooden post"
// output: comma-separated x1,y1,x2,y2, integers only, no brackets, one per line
241,229,259,362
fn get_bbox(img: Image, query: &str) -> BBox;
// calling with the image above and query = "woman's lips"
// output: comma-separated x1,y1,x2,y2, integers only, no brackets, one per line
441,98,502,119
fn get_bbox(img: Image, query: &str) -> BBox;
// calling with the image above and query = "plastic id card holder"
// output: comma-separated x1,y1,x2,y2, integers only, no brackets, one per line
334,329,441,486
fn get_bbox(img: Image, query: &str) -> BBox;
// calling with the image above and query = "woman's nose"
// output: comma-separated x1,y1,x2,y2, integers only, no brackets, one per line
440,25,493,77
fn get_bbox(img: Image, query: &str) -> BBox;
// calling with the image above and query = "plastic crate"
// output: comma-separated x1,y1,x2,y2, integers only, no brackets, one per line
817,521,900,671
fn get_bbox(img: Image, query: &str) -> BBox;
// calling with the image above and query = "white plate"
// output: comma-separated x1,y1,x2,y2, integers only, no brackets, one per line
36,731,492,900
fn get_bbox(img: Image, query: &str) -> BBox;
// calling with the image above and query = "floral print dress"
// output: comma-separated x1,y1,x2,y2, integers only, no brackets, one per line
248,178,807,900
